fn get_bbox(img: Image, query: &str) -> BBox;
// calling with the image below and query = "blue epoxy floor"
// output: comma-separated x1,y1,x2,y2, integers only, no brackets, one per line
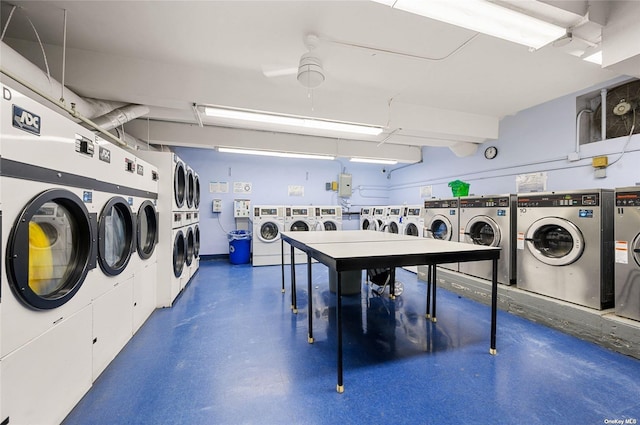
63,260,640,424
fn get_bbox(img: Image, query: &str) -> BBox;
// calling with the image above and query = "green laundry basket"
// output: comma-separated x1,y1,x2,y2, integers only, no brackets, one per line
448,180,470,197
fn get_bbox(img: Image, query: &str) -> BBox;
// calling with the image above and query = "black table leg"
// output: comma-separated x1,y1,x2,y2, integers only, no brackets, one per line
431,265,437,323
307,255,314,344
425,265,432,319
336,270,344,393
281,239,285,293
389,267,396,299
290,245,297,313
490,258,498,355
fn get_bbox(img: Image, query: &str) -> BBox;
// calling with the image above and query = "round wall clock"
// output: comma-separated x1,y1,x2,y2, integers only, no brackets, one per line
484,146,498,160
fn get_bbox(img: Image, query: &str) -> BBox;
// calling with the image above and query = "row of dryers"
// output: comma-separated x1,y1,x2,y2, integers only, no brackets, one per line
1,84,165,424
136,150,201,307
252,205,343,266
386,190,639,323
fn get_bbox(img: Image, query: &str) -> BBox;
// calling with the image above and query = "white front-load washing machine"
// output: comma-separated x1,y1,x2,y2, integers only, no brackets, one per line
614,187,640,321
1,84,97,425
314,206,342,231
372,206,387,231
252,205,285,266
403,205,425,237
401,205,425,273
285,206,316,263
458,194,516,285
516,189,614,309
424,198,460,272
385,206,404,234
360,206,375,230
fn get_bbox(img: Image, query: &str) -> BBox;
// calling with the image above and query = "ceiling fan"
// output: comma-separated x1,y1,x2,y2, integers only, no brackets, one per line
262,34,325,89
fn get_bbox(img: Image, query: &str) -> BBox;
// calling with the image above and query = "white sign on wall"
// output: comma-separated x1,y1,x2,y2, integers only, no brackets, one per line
516,172,547,193
209,182,229,193
234,182,252,194
420,185,433,198
288,185,304,197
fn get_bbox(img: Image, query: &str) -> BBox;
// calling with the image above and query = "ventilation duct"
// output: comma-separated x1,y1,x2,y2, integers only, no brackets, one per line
93,104,150,131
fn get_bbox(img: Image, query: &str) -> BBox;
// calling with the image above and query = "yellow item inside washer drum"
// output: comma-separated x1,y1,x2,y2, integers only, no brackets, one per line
29,221,54,294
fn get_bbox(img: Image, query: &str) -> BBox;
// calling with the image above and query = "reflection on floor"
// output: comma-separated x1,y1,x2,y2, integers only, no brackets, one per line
63,260,640,424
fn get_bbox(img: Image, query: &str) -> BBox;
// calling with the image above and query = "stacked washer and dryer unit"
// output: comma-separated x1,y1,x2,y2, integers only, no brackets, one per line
137,150,199,307
0,84,159,424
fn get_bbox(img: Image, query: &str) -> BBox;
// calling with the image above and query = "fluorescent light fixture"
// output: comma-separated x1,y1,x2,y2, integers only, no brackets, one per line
583,50,602,65
372,0,566,49
204,106,383,136
218,147,335,161
350,157,398,165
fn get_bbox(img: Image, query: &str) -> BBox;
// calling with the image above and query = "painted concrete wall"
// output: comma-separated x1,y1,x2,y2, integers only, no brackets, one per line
388,77,640,204
173,147,391,255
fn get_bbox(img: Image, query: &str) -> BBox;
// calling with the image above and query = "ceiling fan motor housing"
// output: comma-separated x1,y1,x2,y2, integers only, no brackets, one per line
297,53,325,88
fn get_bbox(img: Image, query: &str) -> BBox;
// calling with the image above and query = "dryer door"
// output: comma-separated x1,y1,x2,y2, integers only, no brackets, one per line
186,169,194,208
98,197,135,276
290,220,309,232
136,200,158,260
173,230,186,277
6,189,96,310
185,227,195,266
193,175,201,209
525,217,585,266
174,161,186,208
194,224,200,258
464,216,501,247
426,214,453,241
258,221,280,243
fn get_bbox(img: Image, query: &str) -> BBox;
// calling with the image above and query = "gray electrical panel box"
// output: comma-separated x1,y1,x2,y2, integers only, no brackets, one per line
338,173,352,197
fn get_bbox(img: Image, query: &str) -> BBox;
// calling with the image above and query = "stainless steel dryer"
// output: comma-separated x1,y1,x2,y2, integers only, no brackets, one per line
516,189,614,309
423,198,459,272
614,187,640,321
459,194,516,285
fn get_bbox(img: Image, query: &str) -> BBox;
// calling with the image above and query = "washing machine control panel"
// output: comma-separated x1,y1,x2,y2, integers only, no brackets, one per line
460,197,510,208
517,193,600,207
615,191,640,207
424,199,458,208
286,207,309,217
405,207,422,217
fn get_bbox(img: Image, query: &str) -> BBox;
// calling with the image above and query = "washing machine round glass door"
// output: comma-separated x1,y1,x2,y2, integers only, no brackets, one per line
194,224,200,258
173,230,186,277
137,200,158,260
258,221,280,243
630,233,640,267
174,161,186,208
290,220,309,231
362,218,372,230
404,222,419,236
464,216,501,247
323,220,337,231
186,169,194,208
6,189,94,310
426,215,453,240
388,221,399,233
525,217,585,266
98,197,135,276
185,227,195,266
193,176,201,209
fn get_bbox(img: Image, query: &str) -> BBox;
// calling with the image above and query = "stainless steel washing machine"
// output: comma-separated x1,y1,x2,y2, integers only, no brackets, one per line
614,187,640,321
516,189,614,309
459,194,516,285
423,198,459,272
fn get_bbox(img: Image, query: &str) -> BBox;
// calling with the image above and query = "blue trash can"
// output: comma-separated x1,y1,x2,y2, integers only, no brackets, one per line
228,230,251,264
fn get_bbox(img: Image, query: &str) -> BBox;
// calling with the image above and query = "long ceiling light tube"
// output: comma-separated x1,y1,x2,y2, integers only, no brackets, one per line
218,147,335,161
204,106,383,136
350,157,398,165
373,0,566,49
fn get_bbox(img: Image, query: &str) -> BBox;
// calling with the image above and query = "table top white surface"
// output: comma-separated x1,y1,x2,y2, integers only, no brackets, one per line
281,230,419,244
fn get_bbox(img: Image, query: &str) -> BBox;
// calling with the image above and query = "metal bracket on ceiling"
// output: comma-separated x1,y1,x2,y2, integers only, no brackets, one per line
192,103,203,127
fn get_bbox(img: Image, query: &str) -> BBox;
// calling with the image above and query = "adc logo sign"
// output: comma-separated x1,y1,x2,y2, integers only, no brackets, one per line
12,105,41,135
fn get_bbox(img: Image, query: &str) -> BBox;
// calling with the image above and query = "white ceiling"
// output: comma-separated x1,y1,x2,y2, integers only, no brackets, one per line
0,0,635,160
